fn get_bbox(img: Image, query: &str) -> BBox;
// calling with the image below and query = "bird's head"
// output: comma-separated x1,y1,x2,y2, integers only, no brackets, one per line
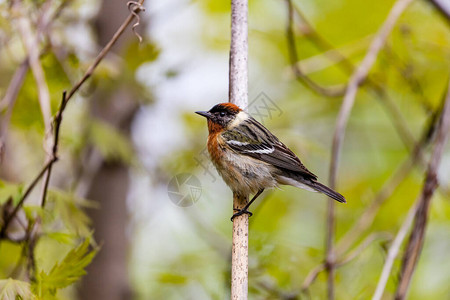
196,103,245,133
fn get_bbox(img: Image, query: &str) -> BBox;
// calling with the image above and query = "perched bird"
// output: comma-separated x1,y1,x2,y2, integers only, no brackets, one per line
196,103,345,220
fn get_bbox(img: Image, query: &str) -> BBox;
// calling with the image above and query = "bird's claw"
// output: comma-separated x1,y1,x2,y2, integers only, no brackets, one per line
231,208,253,221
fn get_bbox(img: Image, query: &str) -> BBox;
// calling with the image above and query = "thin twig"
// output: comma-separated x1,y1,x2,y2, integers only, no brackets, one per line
0,60,29,162
301,233,391,292
38,0,145,207
330,0,415,190
372,201,418,300
427,0,450,25
327,1,414,298
0,158,55,238
301,263,326,291
1,0,146,233
64,0,145,105
285,0,346,97
13,0,52,131
40,92,67,207
325,198,336,300
336,232,392,267
395,79,450,300
335,101,442,256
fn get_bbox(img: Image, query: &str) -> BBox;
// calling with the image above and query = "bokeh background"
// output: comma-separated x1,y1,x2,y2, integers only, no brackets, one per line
1,0,450,299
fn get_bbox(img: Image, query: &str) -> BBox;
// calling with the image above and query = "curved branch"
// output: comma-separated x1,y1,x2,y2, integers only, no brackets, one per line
285,0,346,97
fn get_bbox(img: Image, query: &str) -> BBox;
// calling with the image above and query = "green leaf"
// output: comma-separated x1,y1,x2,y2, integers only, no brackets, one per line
0,180,23,205
0,279,35,300
158,273,188,285
124,40,160,72
34,238,97,298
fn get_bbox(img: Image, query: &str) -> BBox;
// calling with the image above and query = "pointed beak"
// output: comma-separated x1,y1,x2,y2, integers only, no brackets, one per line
195,111,212,119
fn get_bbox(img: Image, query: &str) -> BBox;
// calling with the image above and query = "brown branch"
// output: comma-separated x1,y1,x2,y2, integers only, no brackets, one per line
1,0,71,162
0,158,55,238
285,0,346,97
395,79,450,300
301,233,391,292
63,1,145,106
372,202,418,300
40,92,67,207
0,60,29,162
13,0,52,131
38,0,145,207
301,263,326,291
336,232,392,267
324,198,336,300
336,100,441,256
1,0,145,234
326,1,414,298
330,0,415,191
427,0,450,25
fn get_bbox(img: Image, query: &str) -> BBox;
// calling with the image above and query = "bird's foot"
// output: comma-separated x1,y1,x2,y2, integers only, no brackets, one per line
231,208,253,221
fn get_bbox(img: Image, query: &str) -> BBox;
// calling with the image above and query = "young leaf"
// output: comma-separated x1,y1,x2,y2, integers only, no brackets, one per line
35,238,98,298
0,279,35,300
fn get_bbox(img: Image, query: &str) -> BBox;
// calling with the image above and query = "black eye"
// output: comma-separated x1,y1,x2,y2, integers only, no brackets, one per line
219,111,226,117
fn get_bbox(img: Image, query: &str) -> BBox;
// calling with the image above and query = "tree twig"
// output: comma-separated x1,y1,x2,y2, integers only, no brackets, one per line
394,79,450,300
1,0,146,233
0,60,29,162
300,233,391,292
330,0,414,191
427,0,450,25
229,0,249,298
285,0,346,97
372,201,418,300
13,0,52,131
326,1,414,298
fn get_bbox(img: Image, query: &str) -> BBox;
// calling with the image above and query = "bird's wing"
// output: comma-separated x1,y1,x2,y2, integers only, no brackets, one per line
221,117,317,180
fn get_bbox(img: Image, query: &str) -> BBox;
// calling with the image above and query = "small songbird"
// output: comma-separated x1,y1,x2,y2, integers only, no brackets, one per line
196,103,345,220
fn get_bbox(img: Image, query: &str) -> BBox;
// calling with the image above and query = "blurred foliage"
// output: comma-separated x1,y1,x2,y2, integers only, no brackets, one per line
1,0,450,299
0,0,154,298
131,0,450,300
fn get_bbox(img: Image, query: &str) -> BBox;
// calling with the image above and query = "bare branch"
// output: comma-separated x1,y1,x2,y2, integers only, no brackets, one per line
330,0,414,189
301,263,326,291
0,60,29,162
13,0,52,131
0,158,55,238
337,232,392,267
326,1,414,298
372,201,419,300
301,233,391,292
335,102,441,257
427,0,450,25
64,0,145,105
38,0,145,207
325,198,336,300
285,0,346,97
229,0,249,298
395,79,450,300
1,0,146,233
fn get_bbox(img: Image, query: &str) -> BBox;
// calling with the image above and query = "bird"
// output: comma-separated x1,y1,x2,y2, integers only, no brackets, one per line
196,103,345,220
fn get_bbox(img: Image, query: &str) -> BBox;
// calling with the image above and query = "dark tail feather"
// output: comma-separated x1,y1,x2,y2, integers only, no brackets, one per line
309,181,346,203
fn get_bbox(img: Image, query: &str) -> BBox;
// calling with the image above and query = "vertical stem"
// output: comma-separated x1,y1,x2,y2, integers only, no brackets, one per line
325,199,335,300
231,193,249,299
229,0,248,110
229,0,249,299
